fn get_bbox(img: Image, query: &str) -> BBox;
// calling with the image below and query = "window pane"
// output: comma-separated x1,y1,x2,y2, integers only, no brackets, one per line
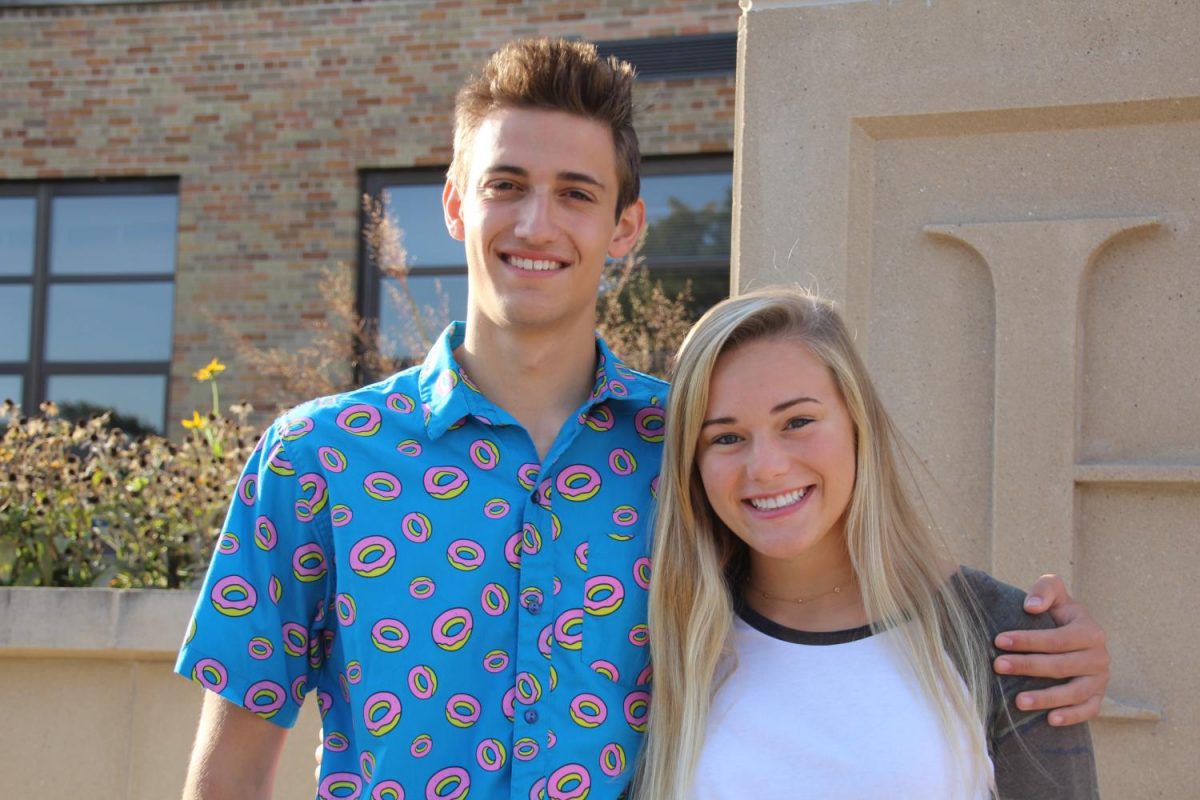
0,197,36,277
382,184,465,269
0,374,21,406
0,285,32,361
50,194,178,275
641,173,732,261
46,283,174,362
47,374,166,434
378,274,467,359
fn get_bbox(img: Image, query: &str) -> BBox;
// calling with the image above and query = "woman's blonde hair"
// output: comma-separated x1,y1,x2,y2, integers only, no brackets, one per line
633,287,995,799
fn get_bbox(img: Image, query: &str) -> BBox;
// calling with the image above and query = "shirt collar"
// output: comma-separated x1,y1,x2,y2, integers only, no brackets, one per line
588,334,663,406
418,322,664,440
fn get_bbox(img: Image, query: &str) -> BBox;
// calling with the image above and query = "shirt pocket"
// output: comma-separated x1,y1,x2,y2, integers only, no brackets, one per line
578,530,652,689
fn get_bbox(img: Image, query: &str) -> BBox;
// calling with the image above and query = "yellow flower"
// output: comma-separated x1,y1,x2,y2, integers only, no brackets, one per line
181,410,207,430
193,358,227,382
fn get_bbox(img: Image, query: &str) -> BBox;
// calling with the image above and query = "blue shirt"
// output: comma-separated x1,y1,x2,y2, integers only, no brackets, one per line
177,322,667,800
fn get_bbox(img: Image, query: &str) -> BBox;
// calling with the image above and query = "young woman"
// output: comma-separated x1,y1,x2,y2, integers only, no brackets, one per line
634,289,1098,799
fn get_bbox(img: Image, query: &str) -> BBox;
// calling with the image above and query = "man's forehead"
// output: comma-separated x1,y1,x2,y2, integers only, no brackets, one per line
466,107,618,183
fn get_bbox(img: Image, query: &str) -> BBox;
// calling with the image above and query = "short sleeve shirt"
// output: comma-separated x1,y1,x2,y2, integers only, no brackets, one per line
176,322,668,800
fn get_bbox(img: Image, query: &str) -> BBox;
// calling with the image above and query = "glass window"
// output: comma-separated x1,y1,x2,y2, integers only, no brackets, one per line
0,375,21,406
46,283,174,362
47,374,167,434
382,184,464,269
641,173,732,261
0,181,177,429
0,285,32,361
50,194,178,276
378,274,468,360
0,197,36,277
640,159,733,313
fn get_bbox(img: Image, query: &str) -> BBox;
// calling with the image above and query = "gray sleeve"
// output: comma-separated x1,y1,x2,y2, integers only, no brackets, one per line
991,710,1098,800
956,567,1100,799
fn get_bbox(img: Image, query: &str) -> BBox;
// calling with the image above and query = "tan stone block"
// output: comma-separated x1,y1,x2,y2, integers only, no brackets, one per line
0,587,117,652
128,661,204,800
0,659,133,798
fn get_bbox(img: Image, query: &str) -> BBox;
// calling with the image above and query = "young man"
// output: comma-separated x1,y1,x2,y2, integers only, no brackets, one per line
177,39,1108,800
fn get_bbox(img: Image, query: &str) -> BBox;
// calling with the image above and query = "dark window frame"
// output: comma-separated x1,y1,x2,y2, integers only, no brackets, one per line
0,178,178,430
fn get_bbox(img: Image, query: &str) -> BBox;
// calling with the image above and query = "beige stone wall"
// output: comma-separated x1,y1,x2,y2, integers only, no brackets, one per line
735,1,1200,796
0,588,320,799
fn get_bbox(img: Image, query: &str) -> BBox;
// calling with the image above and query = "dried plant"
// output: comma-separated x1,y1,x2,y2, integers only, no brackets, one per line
596,250,697,377
0,385,256,588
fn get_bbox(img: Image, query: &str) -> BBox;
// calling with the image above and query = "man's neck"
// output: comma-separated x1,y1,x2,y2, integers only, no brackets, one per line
456,314,599,461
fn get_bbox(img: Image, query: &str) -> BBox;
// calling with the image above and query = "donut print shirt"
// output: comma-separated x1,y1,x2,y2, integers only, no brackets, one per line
176,322,666,800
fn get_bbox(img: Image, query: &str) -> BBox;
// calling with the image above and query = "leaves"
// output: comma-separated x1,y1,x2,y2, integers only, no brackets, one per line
596,250,697,378
0,401,255,589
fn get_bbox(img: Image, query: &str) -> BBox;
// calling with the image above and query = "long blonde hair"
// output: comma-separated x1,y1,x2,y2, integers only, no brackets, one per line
633,288,995,798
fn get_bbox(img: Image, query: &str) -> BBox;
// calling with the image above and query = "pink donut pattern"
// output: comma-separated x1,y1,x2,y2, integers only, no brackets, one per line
177,326,664,799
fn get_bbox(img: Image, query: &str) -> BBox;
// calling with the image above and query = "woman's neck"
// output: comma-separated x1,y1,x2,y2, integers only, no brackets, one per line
742,544,867,632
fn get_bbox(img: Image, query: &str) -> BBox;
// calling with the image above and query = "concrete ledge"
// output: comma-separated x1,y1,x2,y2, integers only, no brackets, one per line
0,587,199,660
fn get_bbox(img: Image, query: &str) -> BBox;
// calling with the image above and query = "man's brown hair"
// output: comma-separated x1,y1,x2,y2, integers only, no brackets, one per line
451,38,640,218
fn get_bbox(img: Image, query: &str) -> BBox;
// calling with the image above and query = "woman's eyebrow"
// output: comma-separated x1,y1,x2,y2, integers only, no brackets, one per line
701,396,821,429
772,396,821,414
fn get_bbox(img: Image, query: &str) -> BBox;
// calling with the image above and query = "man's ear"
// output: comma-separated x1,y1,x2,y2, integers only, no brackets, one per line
607,197,646,259
443,177,466,242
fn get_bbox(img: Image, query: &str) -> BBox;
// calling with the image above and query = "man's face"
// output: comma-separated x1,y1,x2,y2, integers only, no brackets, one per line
444,107,645,334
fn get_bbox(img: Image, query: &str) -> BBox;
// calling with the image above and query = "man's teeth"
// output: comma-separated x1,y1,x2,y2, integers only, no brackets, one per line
749,488,807,511
509,255,562,271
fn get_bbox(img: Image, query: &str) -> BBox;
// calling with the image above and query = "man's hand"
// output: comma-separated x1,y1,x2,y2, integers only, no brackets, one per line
993,574,1110,727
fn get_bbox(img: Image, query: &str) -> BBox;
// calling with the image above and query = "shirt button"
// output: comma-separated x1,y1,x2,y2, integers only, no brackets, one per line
526,598,541,615
524,709,538,724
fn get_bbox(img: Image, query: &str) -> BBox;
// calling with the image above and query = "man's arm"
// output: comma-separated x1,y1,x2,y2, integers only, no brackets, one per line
994,574,1110,727
183,692,288,800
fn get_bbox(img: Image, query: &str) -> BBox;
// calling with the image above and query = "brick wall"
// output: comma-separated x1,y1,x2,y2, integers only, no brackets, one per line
0,0,739,427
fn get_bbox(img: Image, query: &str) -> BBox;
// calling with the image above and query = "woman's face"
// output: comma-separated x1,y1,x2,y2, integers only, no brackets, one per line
695,337,858,570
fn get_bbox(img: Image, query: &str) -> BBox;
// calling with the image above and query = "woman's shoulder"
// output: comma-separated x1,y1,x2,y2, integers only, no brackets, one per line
952,565,1057,638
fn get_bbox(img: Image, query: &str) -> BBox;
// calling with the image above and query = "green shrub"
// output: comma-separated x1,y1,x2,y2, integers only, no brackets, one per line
0,371,256,588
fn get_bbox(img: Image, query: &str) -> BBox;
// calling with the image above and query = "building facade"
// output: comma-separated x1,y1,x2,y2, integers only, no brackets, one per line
1,0,739,433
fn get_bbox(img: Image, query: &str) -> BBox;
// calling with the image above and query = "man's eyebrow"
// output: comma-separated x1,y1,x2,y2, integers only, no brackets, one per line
481,164,528,179
700,396,821,429
482,165,605,189
558,170,605,189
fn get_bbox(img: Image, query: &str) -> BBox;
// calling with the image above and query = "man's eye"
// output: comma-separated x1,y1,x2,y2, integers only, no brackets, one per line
564,189,593,201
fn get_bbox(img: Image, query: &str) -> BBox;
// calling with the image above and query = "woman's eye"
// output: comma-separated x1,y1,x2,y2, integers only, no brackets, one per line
785,417,813,430
712,433,741,446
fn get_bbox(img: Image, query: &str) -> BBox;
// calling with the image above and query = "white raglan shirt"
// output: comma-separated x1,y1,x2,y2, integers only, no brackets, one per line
689,612,991,800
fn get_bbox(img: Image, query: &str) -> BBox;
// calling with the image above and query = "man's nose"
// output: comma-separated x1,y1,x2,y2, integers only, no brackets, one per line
513,191,557,243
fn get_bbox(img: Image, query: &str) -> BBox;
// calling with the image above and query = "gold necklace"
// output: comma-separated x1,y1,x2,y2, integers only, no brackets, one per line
743,575,856,605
